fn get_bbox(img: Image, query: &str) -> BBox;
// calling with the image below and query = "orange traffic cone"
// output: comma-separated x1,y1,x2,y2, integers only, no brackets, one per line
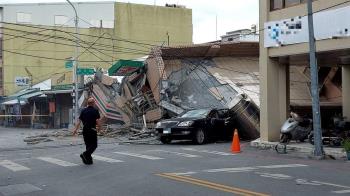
231,129,241,153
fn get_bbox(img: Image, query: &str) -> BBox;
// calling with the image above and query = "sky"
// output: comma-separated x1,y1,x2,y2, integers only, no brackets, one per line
0,0,259,43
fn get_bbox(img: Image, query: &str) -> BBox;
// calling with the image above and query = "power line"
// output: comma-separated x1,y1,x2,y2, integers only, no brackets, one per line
0,21,159,48
1,28,151,54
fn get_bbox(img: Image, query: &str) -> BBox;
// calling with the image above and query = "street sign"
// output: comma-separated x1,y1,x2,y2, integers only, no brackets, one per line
65,60,73,68
15,76,30,86
77,68,95,75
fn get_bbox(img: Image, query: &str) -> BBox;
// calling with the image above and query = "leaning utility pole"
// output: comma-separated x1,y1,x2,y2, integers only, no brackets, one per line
307,0,324,158
66,0,79,125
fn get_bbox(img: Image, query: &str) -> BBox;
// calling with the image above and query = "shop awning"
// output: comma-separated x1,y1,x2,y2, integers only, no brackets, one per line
1,100,27,105
108,59,144,76
1,89,43,105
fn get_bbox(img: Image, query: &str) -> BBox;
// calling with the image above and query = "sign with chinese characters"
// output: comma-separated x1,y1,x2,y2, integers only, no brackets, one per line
15,76,30,86
264,5,350,48
65,60,73,69
77,68,95,75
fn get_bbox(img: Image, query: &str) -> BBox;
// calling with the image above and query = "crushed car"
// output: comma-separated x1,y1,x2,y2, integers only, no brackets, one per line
155,108,235,144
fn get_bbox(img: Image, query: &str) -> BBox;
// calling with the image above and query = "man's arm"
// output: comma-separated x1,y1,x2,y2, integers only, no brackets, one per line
96,118,102,133
73,119,81,136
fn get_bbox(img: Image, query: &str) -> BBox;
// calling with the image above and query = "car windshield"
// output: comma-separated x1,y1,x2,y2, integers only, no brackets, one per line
181,109,210,118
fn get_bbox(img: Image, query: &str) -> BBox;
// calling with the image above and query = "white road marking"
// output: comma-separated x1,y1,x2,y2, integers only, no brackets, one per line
37,157,78,167
203,164,309,173
296,179,322,186
333,190,350,194
92,155,123,163
0,160,30,172
148,150,200,158
113,152,163,160
311,181,350,189
166,172,197,176
255,172,292,179
205,167,256,173
257,164,308,169
182,148,233,156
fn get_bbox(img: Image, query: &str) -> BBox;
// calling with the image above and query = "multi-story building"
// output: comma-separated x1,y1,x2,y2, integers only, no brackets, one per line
260,0,350,141
0,1,193,96
220,27,259,43
0,1,192,128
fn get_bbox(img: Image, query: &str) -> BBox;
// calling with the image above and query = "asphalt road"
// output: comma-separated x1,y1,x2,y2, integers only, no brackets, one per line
0,141,350,196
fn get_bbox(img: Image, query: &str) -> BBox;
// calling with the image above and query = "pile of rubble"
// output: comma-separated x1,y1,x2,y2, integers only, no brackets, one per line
23,126,160,145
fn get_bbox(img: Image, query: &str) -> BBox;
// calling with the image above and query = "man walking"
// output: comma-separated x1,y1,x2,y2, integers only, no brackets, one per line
73,97,101,165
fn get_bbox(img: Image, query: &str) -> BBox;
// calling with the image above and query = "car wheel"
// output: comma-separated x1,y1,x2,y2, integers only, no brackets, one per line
160,136,172,144
193,128,207,145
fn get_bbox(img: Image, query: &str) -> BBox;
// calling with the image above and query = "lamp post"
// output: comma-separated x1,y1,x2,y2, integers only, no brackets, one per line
66,0,79,125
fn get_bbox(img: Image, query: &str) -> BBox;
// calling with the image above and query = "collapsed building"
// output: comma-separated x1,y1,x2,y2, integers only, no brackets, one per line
91,42,261,139
90,41,344,140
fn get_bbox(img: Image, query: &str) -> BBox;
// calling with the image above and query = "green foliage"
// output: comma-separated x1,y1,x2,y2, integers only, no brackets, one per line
342,138,350,152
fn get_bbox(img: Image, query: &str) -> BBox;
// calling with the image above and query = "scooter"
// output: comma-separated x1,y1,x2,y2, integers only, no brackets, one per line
309,116,350,146
280,112,312,144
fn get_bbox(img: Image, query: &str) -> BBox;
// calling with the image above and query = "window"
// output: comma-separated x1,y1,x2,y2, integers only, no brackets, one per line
54,15,69,26
16,12,31,23
228,38,233,41
271,0,283,10
102,20,114,28
270,0,316,11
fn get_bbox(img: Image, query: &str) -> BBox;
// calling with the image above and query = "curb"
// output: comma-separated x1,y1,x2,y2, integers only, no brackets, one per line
250,139,347,160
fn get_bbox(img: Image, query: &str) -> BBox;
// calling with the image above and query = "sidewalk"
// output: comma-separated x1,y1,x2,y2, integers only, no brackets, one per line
251,138,347,160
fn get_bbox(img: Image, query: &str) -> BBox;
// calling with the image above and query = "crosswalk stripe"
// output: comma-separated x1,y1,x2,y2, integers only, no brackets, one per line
148,150,200,158
92,155,123,163
0,160,30,171
37,157,78,167
257,164,308,169
113,152,163,160
182,148,233,156
333,190,350,194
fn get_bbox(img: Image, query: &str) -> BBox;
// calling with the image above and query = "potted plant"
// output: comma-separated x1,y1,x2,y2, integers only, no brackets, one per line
342,138,350,160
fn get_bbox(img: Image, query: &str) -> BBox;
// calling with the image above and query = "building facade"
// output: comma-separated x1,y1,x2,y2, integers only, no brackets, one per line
0,2,193,96
220,28,259,43
260,0,350,141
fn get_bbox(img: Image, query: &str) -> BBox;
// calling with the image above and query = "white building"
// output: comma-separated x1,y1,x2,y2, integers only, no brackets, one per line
221,28,259,43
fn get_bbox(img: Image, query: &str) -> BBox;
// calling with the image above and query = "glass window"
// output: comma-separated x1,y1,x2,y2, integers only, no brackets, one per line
270,0,314,11
102,20,114,28
16,12,31,23
181,109,211,118
54,15,69,26
271,0,284,10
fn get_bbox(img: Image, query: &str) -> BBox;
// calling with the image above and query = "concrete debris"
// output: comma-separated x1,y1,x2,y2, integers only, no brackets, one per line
23,129,73,144
23,136,53,145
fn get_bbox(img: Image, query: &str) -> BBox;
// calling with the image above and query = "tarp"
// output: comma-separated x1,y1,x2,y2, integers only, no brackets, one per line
108,59,144,76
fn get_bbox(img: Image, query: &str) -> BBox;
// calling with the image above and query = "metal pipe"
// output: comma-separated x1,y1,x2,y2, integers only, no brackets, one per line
307,0,324,158
66,0,79,125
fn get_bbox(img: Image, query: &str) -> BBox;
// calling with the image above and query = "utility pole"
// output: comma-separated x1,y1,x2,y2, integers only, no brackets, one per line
307,0,324,158
166,31,170,46
215,14,218,40
66,0,79,125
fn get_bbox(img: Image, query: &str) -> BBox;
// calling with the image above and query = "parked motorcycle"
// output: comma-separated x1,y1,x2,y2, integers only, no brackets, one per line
280,112,312,144
309,116,350,146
